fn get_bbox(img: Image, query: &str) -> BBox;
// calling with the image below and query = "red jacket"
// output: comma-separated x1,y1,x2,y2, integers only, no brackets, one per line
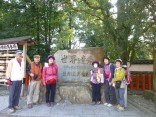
42,63,58,84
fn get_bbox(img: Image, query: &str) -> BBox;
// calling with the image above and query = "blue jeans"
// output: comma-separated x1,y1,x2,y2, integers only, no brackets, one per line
115,88,125,107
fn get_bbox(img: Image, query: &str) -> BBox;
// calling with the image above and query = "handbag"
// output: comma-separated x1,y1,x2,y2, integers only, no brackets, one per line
120,80,126,88
115,81,122,89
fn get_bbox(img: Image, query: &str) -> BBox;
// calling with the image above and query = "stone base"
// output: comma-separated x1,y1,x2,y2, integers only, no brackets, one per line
58,83,92,104
39,83,105,104
143,90,156,102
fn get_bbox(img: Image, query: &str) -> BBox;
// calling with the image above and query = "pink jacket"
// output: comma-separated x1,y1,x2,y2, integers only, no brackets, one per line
42,63,58,84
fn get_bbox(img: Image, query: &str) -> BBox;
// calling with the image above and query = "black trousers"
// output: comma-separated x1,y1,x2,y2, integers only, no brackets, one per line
92,84,101,102
46,84,56,103
8,80,22,108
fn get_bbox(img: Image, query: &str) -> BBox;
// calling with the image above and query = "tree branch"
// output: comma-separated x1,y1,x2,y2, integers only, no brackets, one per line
82,0,100,10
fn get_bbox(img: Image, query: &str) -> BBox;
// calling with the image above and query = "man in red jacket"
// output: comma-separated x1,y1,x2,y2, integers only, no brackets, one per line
26,55,42,108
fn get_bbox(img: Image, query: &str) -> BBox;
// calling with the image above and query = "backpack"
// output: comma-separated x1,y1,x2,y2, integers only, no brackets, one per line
123,67,131,85
90,68,103,83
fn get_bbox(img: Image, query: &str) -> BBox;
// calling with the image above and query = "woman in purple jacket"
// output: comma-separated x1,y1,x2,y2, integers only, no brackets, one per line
103,57,116,107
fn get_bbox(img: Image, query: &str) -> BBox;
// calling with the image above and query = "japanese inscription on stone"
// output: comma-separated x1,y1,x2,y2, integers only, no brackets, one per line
54,48,104,82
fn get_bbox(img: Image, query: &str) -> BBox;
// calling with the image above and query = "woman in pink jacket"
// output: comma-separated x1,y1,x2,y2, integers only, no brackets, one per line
42,55,58,107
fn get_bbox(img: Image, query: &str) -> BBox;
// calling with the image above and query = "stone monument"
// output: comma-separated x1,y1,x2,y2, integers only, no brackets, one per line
54,47,104,103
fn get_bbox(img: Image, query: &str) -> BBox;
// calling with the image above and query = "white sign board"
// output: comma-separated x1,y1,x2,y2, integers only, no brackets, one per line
0,44,18,50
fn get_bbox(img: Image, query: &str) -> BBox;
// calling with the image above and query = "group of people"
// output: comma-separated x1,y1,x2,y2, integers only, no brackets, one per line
6,50,58,113
5,49,129,114
90,57,130,112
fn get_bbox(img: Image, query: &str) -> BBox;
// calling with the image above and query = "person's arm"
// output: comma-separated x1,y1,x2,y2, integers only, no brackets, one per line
42,67,46,85
113,69,125,82
26,64,31,75
6,60,13,79
103,66,106,79
109,64,115,82
100,72,104,85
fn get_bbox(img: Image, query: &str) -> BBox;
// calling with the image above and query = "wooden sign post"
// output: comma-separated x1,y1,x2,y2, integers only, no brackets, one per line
21,43,27,97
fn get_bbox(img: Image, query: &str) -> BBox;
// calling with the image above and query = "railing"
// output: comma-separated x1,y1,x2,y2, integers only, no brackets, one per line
129,72,153,90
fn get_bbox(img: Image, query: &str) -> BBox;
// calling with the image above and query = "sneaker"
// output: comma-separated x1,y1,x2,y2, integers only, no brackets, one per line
9,108,15,113
27,104,33,109
14,106,22,110
117,106,125,111
104,103,108,106
91,101,96,105
107,103,112,107
96,101,101,105
117,104,121,109
47,102,51,107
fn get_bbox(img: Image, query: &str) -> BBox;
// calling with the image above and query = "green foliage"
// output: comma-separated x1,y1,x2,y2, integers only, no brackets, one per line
0,0,155,64
70,0,156,63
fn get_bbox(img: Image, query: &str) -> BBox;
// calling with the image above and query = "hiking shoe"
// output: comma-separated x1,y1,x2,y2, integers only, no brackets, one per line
104,103,108,106
9,108,15,113
107,103,112,107
96,101,101,105
47,102,51,107
14,106,22,110
27,104,33,109
33,102,40,105
91,101,96,105
117,106,125,111
117,104,121,109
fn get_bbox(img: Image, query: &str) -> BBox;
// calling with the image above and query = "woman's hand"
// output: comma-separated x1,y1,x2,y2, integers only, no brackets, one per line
109,80,114,86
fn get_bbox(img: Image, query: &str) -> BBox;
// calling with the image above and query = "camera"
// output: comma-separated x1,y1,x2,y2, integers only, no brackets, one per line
34,74,38,80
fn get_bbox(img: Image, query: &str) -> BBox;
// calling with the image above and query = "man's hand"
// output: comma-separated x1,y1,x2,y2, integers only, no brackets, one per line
30,73,34,77
43,82,46,86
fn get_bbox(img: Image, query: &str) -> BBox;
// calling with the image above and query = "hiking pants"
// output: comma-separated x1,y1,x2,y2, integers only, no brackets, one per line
8,80,22,108
92,84,101,102
104,79,116,104
46,84,56,103
27,80,41,104
115,88,125,107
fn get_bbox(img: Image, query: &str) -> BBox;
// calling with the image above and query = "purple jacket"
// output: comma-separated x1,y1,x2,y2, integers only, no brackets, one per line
103,63,115,82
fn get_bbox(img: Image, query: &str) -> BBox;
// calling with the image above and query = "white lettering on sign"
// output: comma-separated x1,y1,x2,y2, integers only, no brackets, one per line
0,44,18,50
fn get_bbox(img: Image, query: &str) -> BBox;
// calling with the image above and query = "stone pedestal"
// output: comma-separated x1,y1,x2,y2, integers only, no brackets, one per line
58,83,91,104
